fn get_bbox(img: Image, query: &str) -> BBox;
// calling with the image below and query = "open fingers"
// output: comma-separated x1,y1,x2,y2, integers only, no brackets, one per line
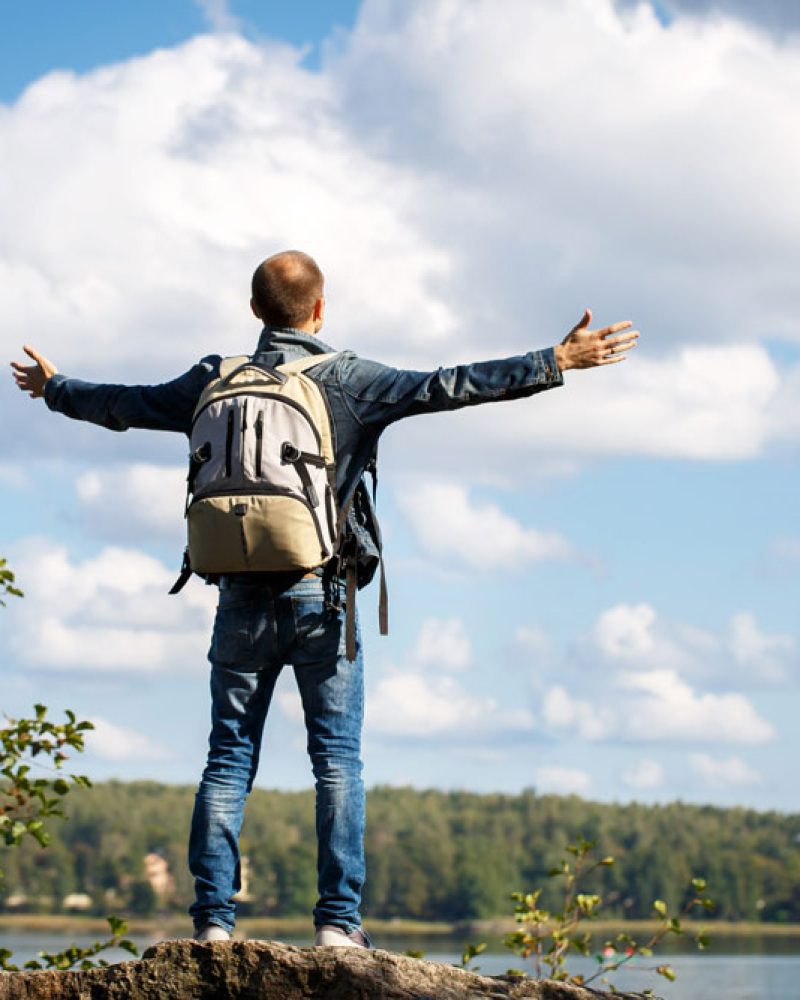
602,329,639,349
600,334,639,364
598,320,633,338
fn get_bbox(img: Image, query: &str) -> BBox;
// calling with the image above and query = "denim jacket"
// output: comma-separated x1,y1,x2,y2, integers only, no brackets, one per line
45,326,563,506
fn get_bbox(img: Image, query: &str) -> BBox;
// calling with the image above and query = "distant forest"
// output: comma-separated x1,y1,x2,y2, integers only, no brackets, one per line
2,783,798,923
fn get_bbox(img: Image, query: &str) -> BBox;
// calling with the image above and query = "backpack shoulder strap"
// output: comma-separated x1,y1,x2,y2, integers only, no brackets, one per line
277,352,340,375
218,355,251,380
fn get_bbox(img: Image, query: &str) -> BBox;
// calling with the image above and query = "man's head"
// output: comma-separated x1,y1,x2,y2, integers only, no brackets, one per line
250,251,325,333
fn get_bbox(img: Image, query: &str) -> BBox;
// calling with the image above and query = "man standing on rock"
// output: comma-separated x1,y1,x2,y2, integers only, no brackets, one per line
11,250,638,947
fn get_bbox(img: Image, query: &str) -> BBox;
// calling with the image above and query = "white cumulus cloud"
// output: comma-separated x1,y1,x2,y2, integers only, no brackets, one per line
543,668,774,745
689,752,763,789
366,671,534,740
87,717,169,762
728,612,795,683
620,669,775,744
398,482,575,571
583,602,794,687
622,757,665,790
8,540,215,672
194,0,240,34
2,0,800,471
542,686,610,741
75,463,187,542
409,617,472,671
534,766,592,796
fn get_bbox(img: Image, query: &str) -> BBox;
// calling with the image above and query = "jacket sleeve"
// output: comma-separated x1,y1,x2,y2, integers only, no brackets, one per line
43,356,221,435
336,347,563,429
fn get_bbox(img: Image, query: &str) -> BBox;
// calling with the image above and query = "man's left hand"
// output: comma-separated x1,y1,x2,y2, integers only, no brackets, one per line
10,345,58,399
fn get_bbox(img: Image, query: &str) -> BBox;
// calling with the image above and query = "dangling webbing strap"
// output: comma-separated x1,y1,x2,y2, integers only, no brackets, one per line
345,559,358,662
366,457,389,637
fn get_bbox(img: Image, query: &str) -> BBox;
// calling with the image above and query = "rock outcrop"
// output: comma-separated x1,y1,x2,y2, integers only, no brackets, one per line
0,939,648,999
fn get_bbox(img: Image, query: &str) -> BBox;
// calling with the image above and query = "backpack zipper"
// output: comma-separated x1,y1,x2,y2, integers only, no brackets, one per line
225,410,234,478
254,411,264,478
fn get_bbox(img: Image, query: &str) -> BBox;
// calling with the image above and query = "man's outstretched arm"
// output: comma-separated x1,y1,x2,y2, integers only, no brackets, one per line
10,345,219,435
334,309,639,428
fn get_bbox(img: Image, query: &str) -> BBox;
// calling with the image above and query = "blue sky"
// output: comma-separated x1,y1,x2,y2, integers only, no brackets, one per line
2,0,799,812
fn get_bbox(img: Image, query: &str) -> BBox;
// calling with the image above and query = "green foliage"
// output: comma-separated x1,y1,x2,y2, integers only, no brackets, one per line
0,558,23,605
459,941,486,972
0,915,137,972
467,838,713,991
0,705,94,865
2,783,799,926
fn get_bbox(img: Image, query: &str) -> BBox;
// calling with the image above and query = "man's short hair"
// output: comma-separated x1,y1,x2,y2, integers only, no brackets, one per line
251,251,324,328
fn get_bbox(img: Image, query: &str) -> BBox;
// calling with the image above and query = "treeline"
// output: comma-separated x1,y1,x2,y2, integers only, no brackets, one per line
2,782,799,923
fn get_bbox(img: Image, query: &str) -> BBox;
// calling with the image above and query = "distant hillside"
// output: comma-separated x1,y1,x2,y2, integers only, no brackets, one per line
2,782,798,923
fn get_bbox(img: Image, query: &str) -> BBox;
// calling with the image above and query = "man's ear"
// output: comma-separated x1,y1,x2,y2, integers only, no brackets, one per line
250,297,261,320
313,297,325,330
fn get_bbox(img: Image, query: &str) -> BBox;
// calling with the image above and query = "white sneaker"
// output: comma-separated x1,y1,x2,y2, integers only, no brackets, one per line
195,924,231,942
314,924,372,949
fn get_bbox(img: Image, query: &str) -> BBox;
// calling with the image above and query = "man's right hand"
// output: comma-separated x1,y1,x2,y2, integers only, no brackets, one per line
10,345,58,399
555,309,639,372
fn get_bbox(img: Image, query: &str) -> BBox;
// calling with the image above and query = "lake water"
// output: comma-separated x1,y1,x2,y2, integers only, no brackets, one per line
1,930,798,999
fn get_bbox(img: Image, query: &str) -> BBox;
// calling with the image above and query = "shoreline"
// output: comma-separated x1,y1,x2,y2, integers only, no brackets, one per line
2,914,800,939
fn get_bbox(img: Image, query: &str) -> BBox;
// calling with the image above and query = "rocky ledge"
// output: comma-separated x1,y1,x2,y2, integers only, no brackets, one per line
0,939,649,999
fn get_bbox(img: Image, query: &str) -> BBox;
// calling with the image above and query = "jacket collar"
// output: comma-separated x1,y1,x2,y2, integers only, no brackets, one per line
254,326,335,359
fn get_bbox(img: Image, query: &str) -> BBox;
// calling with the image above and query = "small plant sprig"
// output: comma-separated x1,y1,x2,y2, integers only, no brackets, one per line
502,838,712,991
459,941,487,972
0,916,138,972
594,876,712,993
0,558,23,605
0,704,94,862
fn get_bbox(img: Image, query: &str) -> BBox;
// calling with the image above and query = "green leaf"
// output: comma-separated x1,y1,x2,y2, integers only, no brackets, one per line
26,820,50,848
107,915,127,936
652,899,667,918
691,877,707,892
656,964,677,982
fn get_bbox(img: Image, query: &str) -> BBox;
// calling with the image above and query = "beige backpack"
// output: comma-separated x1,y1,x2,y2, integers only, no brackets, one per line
176,353,339,580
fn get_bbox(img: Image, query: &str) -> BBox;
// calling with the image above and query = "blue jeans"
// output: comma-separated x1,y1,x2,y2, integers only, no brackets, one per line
188,573,365,934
